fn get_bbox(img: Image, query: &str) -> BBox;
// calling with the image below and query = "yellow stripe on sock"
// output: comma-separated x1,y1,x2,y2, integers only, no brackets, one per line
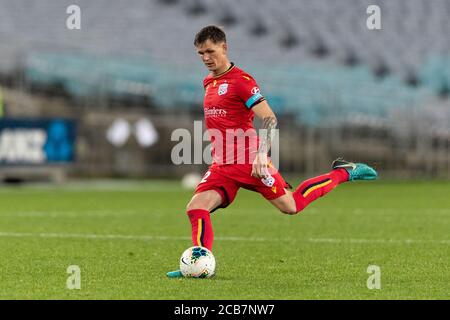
196,218,203,246
303,180,332,198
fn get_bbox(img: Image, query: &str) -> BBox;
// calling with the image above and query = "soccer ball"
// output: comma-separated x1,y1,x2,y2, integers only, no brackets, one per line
179,246,216,278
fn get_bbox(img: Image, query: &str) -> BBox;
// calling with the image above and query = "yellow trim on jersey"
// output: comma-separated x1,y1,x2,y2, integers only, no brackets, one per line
303,180,332,198
196,218,203,246
212,63,236,79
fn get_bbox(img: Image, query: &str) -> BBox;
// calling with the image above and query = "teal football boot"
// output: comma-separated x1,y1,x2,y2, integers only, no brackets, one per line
332,158,378,181
166,270,183,278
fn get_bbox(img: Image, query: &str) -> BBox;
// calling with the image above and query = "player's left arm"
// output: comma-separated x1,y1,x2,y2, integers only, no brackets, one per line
251,101,278,179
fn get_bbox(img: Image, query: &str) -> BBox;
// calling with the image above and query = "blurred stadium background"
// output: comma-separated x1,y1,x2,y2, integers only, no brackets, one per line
0,0,449,183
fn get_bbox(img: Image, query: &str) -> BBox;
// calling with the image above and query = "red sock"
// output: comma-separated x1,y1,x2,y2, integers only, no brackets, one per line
187,209,214,251
293,169,349,212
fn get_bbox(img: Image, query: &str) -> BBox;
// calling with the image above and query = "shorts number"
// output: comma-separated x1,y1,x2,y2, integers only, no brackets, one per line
200,171,211,184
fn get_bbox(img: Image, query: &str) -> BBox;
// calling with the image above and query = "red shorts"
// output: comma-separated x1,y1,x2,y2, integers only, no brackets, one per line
195,163,291,212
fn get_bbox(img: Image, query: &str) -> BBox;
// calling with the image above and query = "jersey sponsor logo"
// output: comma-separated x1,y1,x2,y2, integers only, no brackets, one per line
251,87,260,94
204,107,227,118
218,83,228,96
271,186,277,194
261,175,275,187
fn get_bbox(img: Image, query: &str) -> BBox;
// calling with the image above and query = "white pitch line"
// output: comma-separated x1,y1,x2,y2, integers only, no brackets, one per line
0,231,449,245
307,238,450,245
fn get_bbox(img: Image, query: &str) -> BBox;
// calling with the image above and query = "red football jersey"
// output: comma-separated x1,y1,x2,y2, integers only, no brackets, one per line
203,64,265,165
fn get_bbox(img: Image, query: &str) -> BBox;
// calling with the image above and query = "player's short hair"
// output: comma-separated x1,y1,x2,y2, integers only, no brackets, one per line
194,25,226,46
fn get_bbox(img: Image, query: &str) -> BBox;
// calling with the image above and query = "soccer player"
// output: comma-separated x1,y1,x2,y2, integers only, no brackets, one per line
167,26,377,277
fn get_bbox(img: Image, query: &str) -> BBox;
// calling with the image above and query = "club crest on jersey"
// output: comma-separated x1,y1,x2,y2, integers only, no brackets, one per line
261,175,275,187
218,83,228,96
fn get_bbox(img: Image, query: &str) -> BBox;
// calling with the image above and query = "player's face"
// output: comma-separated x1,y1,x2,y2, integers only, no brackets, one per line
196,39,228,73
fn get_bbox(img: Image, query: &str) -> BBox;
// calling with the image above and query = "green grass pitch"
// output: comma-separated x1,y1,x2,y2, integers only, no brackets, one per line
0,180,449,299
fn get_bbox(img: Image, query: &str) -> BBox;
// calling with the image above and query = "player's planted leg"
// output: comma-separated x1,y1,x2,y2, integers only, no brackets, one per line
167,190,221,278
187,209,214,250
167,209,215,278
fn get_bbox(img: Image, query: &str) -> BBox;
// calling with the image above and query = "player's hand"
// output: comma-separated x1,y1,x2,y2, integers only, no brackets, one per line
252,153,270,179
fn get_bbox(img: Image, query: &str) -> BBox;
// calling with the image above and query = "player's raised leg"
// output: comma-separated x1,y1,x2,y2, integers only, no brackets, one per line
270,158,377,214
